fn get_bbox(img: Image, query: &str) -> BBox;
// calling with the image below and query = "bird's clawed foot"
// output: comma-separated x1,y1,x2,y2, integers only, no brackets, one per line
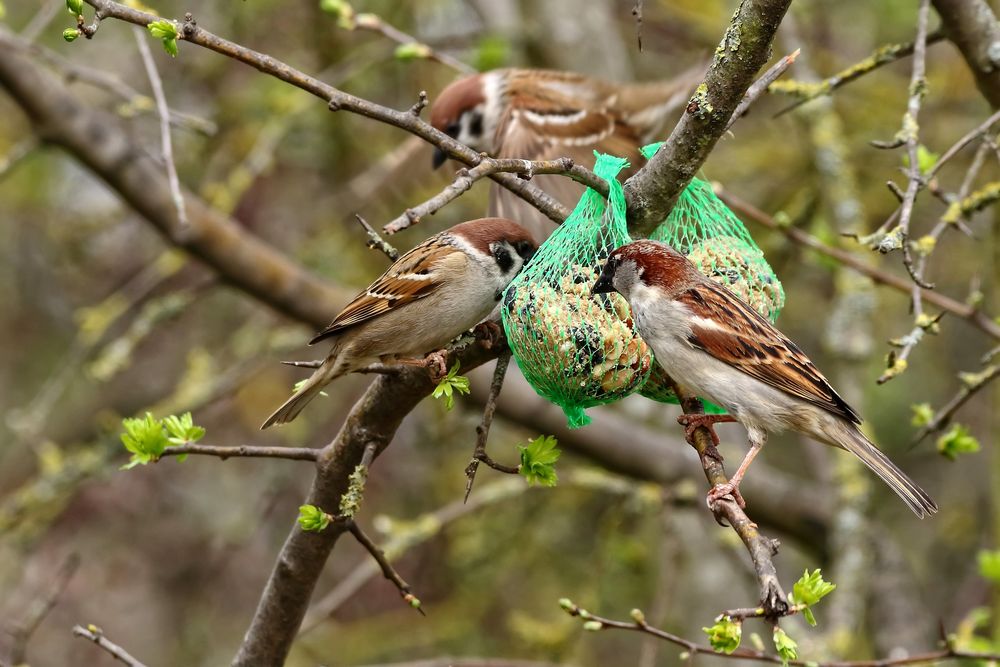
424,349,450,381
707,481,747,511
677,413,737,447
473,320,503,350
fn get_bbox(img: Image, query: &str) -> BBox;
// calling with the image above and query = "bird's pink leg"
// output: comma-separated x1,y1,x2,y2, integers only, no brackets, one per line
676,413,737,448
706,433,765,511
395,349,450,381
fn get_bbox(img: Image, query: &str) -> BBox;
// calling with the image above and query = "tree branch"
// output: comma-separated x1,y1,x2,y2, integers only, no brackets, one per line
77,1,572,225
560,601,1000,666
72,625,148,667
624,0,793,235
718,189,1000,340
158,443,320,462
932,0,1000,109
0,27,347,329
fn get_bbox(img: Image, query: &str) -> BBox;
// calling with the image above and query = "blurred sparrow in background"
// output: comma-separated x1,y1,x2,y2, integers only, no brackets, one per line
429,66,705,241
262,218,536,428
593,240,938,518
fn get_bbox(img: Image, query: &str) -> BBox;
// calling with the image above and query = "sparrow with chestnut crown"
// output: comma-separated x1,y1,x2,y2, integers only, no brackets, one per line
592,240,937,518
429,66,704,241
262,218,537,429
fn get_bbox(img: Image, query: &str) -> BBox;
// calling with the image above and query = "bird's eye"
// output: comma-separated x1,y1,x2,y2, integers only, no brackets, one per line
468,111,483,137
492,244,514,272
514,240,535,261
445,122,460,138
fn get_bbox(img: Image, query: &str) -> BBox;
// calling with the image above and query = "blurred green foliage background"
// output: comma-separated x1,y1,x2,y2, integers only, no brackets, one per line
0,0,998,665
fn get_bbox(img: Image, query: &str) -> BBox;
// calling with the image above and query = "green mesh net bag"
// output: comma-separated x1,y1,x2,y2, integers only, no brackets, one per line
501,153,653,428
639,144,785,405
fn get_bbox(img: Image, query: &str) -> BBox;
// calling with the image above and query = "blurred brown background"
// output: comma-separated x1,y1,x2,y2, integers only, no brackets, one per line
0,0,998,665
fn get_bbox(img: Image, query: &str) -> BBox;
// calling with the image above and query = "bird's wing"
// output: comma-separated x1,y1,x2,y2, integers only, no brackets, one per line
309,240,462,344
489,104,643,240
677,281,861,424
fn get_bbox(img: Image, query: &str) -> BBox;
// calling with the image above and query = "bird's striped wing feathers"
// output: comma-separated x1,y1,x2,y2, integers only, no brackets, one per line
309,240,459,344
677,283,861,424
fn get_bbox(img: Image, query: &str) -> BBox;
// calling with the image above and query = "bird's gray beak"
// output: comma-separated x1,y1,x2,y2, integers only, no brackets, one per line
432,148,447,169
591,264,616,296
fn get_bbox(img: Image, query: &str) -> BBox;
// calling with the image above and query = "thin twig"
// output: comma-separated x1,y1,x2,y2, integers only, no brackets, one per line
133,26,189,235
873,0,932,290
717,189,1000,341
673,389,787,617
912,363,1000,443
72,625,149,667
726,49,800,132
5,553,80,665
352,13,475,74
383,156,603,235
464,350,519,502
925,108,1000,179
631,0,644,51
344,520,425,615
771,31,945,116
78,1,570,225
158,443,320,461
20,0,62,42
355,214,399,260
561,601,1000,666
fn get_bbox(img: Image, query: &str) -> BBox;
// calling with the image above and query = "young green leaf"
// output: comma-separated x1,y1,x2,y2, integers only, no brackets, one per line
790,569,836,626
66,0,83,16
63,28,81,42
772,626,798,665
298,504,333,532
518,435,560,487
147,20,178,40
120,412,169,469
432,361,470,411
161,37,178,57
702,616,741,654
937,424,980,460
910,403,933,427
163,412,206,445
978,550,1000,584
394,42,433,61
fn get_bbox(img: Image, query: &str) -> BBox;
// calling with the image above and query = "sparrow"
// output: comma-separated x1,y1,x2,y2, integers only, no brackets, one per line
261,218,537,429
592,240,938,518
429,66,705,241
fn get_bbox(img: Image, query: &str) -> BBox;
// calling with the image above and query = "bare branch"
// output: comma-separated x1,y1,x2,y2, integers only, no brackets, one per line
726,49,800,132
624,0,794,235
345,520,424,615
351,12,476,74
912,363,1000,443
464,350,519,502
383,157,606,235
133,26,188,236
771,31,945,116
158,443,320,462
5,553,80,665
77,1,572,225
72,625,148,667
931,0,1000,109
355,214,399,260
718,189,1000,340
560,601,1000,666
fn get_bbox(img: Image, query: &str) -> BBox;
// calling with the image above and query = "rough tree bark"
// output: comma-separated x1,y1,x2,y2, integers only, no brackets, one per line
932,0,1000,109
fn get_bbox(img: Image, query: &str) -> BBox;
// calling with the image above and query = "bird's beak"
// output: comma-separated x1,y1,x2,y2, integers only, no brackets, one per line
432,148,447,169
591,265,616,296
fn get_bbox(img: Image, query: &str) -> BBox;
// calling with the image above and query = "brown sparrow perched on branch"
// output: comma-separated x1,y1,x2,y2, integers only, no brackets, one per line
592,240,938,518
261,218,537,429
429,66,705,241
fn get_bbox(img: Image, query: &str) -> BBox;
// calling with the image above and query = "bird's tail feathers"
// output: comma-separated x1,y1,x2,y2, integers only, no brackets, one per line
834,422,938,518
260,352,345,429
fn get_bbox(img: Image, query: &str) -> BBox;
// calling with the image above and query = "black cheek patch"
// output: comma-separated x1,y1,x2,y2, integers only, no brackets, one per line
469,111,483,137
493,247,514,273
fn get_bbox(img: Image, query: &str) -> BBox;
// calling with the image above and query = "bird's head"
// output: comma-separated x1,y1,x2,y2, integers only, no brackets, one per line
429,71,506,168
450,217,537,288
592,240,693,300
